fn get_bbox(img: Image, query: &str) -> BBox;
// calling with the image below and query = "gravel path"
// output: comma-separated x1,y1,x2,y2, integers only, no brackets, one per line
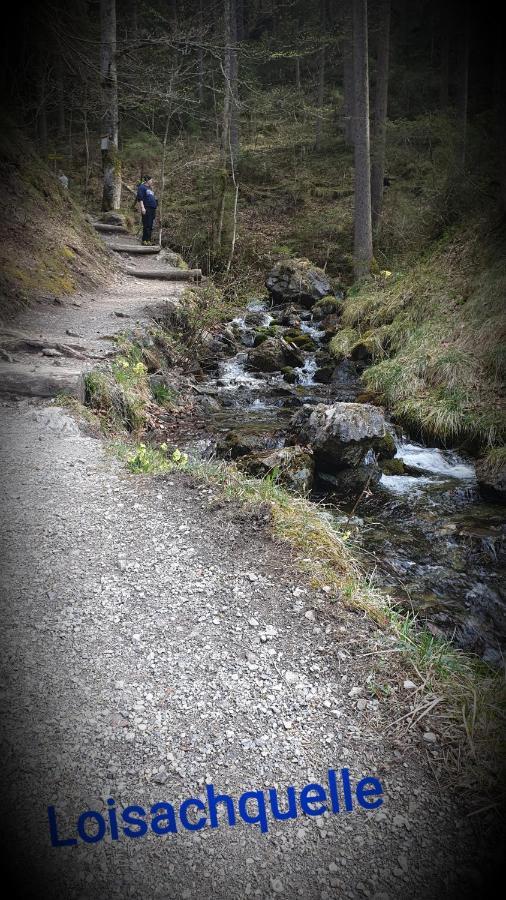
0,399,488,900
0,258,492,899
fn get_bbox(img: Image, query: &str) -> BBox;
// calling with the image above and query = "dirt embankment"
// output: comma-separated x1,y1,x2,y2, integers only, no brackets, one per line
0,118,114,319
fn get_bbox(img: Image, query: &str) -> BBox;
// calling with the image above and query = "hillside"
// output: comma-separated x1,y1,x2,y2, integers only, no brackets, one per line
0,118,114,318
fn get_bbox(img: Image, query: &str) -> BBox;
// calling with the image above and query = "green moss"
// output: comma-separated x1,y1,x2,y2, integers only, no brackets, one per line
283,328,317,351
281,366,297,383
313,295,344,318
380,458,405,475
344,220,506,449
253,325,279,346
85,365,149,434
328,328,358,361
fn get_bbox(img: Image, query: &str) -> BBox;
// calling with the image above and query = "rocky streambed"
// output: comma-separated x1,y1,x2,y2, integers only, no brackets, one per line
187,260,505,665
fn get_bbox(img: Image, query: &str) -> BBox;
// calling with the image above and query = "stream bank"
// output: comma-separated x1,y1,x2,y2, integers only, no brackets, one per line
174,262,505,666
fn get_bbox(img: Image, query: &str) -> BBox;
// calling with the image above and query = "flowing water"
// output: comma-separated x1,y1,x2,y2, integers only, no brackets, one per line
199,301,505,664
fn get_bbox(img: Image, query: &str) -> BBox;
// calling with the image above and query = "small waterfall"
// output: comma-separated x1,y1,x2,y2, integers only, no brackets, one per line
380,473,435,493
218,352,261,389
300,320,326,342
395,442,476,480
296,357,318,386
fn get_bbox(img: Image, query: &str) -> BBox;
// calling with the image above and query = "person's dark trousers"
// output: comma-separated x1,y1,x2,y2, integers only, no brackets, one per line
142,207,156,242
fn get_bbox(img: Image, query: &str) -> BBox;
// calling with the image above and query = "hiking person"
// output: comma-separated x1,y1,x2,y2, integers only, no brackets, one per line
136,176,158,245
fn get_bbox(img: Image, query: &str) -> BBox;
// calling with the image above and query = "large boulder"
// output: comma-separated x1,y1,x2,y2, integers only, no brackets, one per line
290,403,390,474
237,446,314,494
247,337,304,372
266,258,333,308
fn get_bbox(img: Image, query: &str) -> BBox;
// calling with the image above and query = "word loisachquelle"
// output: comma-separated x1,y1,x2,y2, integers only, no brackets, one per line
48,767,384,847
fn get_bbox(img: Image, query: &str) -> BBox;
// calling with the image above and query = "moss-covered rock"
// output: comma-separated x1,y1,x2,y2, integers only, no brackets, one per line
328,328,358,362
314,365,335,384
283,328,317,352
380,457,406,475
290,401,391,475
282,366,297,384
312,296,344,320
265,258,332,308
253,325,279,346
248,337,304,372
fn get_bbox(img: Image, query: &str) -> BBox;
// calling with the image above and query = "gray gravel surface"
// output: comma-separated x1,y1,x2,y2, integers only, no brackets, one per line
0,400,489,900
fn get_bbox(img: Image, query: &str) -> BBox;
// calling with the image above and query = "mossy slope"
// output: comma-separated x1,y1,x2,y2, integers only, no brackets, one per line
335,218,506,453
0,117,114,315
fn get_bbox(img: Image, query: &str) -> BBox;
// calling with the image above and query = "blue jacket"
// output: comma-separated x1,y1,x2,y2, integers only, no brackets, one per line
136,183,158,209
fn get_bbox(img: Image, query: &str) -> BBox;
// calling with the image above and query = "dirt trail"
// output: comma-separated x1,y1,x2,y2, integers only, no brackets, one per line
0,228,185,399
0,240,493,899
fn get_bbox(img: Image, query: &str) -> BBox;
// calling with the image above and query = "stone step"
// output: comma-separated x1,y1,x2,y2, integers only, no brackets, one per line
125,267,202,282
110,244,161,254
0,363,85,401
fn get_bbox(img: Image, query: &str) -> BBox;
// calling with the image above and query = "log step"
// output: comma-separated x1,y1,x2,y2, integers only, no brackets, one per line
93,222,129,234
0,364,85,401
125,267,202,282
111,244,161,254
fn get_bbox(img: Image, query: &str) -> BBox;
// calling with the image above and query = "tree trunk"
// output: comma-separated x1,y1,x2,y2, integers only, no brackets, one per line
439,7,449,110
352,0,373,278
159,107,173,247
221,0,231,160
456,2,470,170
342,0,354,145
37,72,48,153
56,56,66,139
370,0,391,232
229,0,240,166
197,0,204,103
295,56,301,91
100,0,121,211
315,0,326,150
131,0,138,40
168,0,177,30
494,32,506,211
236,0,244,41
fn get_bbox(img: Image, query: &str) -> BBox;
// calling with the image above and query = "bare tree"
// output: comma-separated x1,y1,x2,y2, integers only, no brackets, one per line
494,30,506,211
221,0,232,160
342,0,354,145
315,0,326,150
370,0,391,232
352,0,373,277
197,0,205,103
36,57,48,153
100,0,121,210
456,1,470,169
229,0,240,165
439,6,449,110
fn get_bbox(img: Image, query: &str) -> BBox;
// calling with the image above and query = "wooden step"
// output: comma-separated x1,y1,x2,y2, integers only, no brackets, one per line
93,222,129,234
125,267,202,282
0,363,85,400
111,244,161,254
